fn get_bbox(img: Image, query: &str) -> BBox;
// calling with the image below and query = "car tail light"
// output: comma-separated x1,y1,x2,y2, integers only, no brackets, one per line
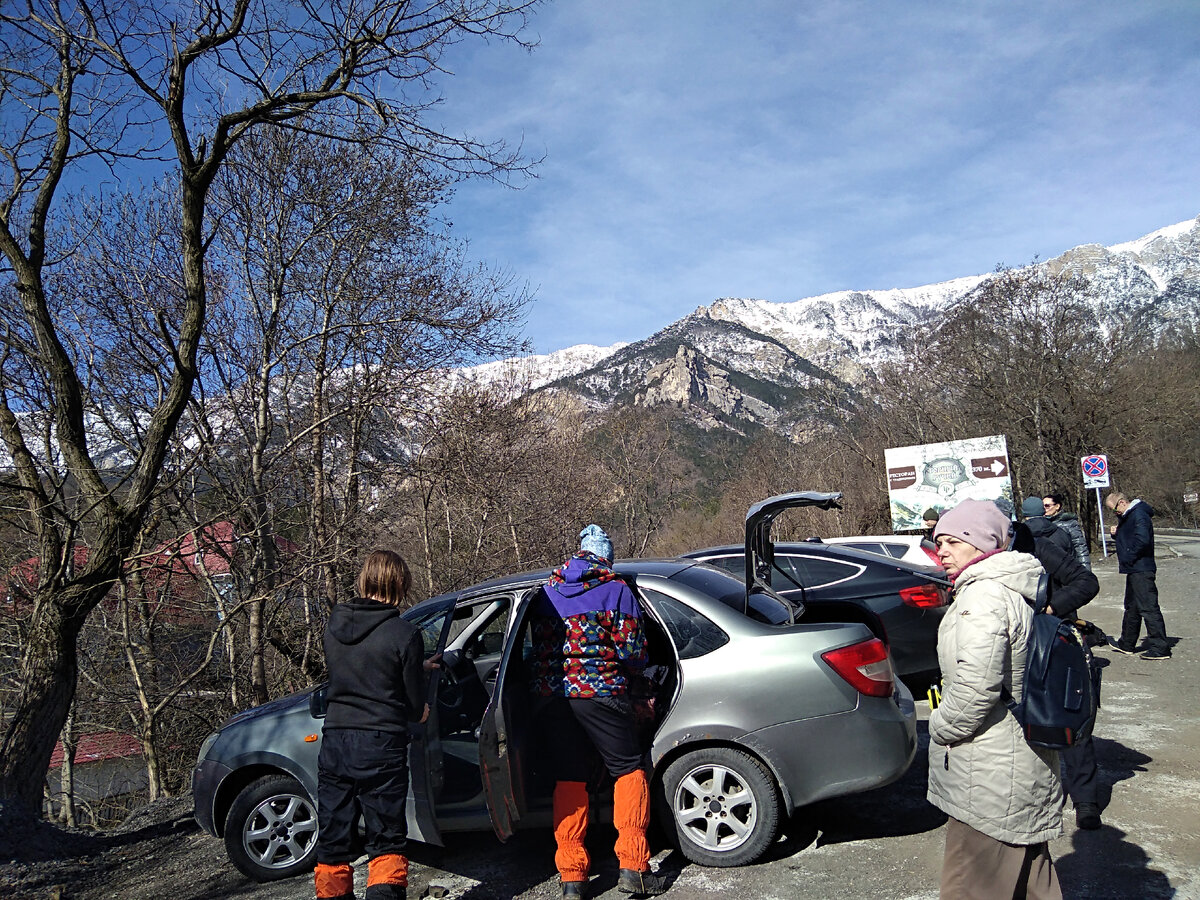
922,546,942,567
821,638,894,698
900,583,948,608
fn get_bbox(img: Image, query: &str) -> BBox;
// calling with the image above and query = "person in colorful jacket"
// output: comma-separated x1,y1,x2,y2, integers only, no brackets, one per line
929,500,1064,900
530,525,665,899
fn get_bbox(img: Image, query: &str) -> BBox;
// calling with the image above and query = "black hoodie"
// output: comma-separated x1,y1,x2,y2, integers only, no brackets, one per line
1024,515,1073,557
323,597,427,733
1010,523,1099,620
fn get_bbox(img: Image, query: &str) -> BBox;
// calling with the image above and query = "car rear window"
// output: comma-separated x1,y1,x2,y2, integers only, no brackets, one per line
783,554,863,589
671,565,793,626
641,590,729,659
841,540,893,557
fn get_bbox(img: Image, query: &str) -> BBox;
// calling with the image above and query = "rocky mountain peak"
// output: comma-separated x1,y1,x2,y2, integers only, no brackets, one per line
634,344,777,432
463,215,1200,441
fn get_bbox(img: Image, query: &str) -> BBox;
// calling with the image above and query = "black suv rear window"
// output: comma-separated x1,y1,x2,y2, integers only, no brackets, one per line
671,565,793,626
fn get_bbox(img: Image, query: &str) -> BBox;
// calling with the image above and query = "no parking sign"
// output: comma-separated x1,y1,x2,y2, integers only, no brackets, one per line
1082,454,1110,489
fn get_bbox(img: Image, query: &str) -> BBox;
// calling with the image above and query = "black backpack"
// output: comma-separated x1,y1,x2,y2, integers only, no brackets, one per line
1003,574,1100,749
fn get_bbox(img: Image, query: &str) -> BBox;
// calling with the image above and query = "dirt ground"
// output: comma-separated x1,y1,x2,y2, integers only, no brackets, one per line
3,530,1198,900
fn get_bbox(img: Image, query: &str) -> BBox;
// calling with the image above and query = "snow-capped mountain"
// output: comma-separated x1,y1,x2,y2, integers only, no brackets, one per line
468,215,1200,438
454,342,628,394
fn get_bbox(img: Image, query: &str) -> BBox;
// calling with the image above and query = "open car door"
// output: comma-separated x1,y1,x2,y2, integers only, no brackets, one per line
402,595,459,846
478,584,541,841
744,491,844,615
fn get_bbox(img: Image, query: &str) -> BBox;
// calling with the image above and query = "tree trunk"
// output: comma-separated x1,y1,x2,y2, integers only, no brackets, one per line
142,722,162,802
0,587,89,817
59,705,77,827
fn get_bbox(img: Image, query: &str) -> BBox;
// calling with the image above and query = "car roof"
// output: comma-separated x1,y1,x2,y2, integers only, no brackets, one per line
826,535,929,547
687,541,890,561
685,541,945,577
412,557,705,608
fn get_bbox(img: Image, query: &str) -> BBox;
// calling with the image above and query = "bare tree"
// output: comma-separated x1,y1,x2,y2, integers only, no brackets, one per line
196,124,529,702
585,408,696,559
398,382,596,594
0,0,537,820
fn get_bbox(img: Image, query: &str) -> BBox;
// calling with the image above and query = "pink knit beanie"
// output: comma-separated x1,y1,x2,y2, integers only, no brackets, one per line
933,499,1012,552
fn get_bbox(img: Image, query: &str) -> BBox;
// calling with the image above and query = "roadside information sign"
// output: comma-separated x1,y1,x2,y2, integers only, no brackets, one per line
884,434,1011,532
1081,455,1109,489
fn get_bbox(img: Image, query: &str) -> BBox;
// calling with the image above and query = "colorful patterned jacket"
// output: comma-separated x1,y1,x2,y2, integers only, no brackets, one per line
529,552,647,698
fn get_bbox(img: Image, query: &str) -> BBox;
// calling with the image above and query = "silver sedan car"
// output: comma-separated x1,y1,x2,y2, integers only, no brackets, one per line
192,493,917,882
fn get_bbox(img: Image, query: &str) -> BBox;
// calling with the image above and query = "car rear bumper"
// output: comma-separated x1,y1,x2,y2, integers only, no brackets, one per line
192,757,233,836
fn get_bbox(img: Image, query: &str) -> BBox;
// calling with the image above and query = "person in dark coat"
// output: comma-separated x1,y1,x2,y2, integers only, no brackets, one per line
530,525,665,899
1042,492,1092,570
1010,520,1103,829
315,550,430,900
1104,492,1171,660
1020,497,1073,558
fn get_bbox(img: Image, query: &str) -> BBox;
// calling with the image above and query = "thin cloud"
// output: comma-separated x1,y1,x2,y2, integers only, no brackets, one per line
435,1,1200,353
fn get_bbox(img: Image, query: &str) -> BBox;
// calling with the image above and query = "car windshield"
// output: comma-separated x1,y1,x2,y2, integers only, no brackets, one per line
671,564,794,626
403,596,456,655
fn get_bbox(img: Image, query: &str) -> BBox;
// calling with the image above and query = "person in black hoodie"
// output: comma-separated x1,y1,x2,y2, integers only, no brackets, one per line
315,550,429,900
1010,516,1103,829
1019,497,1074,558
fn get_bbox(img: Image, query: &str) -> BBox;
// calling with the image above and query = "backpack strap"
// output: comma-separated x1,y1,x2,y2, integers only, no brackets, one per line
1033,571,1051,614
1000,684,1020,719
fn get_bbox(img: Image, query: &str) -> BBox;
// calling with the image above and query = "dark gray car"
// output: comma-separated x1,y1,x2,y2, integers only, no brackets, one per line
192,492,917,882
685,494,949,681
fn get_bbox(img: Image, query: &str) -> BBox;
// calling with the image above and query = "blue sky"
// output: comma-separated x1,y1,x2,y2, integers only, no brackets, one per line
433,1,1200,355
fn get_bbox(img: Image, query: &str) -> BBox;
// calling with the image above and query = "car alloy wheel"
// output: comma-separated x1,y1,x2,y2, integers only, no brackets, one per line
660,746,780,867
224,773,319,882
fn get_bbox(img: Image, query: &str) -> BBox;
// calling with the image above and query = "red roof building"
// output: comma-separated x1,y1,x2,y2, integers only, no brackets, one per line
49,731,143,769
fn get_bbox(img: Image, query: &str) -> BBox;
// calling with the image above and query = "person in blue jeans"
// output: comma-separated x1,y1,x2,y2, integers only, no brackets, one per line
1104,492,1171,661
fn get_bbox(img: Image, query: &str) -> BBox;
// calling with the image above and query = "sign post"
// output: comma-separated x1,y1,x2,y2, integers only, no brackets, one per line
1082,454,1110,559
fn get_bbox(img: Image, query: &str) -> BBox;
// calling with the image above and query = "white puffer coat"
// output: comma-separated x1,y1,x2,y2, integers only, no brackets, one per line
927,551,1064,844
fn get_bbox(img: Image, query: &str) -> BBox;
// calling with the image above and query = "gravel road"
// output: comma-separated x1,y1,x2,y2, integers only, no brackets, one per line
5,531,1197,900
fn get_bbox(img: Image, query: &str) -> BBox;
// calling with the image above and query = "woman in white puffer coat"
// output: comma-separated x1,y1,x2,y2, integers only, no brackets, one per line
928,499,1064,900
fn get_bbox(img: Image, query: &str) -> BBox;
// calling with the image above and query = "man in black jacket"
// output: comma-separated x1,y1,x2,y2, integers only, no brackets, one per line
1011,516,1103,829
1105,492,1171,661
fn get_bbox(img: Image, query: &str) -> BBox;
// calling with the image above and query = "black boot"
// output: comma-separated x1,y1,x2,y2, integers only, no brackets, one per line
617,868,666,896
561,878,588,899
365,885,405,900
1075,802,1101,830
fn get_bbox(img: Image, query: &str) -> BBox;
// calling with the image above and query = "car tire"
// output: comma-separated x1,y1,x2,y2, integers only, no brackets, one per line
224,773,319,882
659,746,780,867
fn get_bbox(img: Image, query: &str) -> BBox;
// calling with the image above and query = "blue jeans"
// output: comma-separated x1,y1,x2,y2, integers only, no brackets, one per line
1119,572,1168,654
